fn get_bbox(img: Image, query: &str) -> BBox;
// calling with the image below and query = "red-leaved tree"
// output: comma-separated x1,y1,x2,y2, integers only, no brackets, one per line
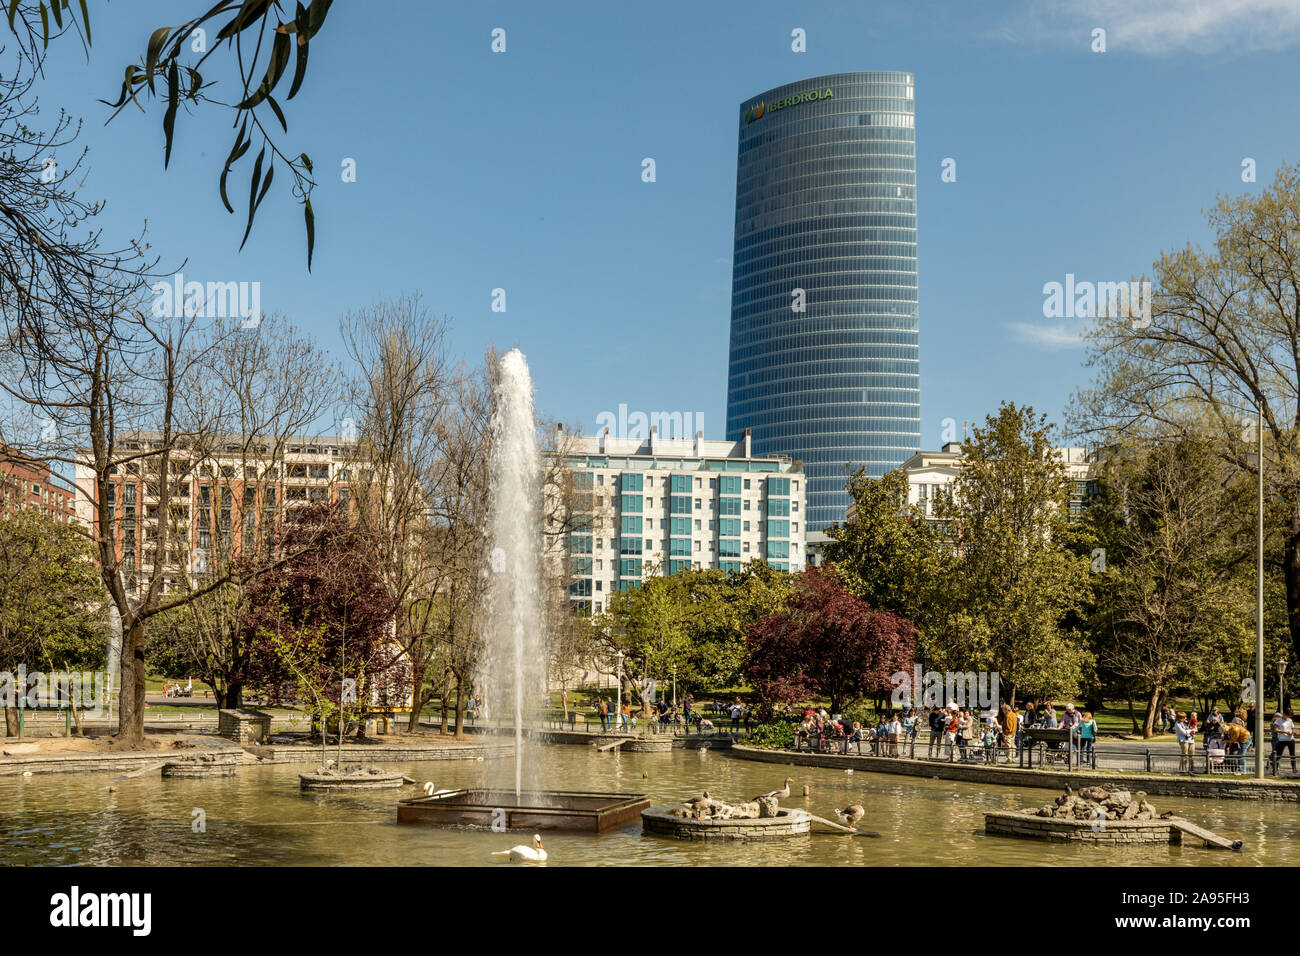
745,566,915,714
241,503,402,748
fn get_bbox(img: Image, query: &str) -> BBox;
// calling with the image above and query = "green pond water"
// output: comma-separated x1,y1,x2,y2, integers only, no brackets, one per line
2,745,1296,866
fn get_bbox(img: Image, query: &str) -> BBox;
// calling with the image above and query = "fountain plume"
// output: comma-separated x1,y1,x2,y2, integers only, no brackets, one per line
481,348,547,799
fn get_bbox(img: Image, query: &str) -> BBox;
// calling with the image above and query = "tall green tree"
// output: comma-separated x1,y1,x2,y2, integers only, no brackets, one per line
1072,161,1300,669
927,403,1094,702
1086,437,1264,735
0,511,107,734
824,467,943,626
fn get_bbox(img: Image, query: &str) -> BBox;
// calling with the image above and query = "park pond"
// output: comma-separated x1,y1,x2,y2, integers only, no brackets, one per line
2,745,1298,865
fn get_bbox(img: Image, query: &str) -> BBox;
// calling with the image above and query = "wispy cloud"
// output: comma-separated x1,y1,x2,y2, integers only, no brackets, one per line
996,0,1300,55
1008,321,1084,350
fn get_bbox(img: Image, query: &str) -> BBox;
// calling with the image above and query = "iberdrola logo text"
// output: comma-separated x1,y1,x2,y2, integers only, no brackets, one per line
744,87,833,124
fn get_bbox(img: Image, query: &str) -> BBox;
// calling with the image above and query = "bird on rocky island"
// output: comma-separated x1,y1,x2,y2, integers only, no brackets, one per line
835,805,865,829
684,791,712,818
759,777,794,800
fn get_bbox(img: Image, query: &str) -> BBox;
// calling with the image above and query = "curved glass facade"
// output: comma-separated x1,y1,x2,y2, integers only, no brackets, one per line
725,71,920,531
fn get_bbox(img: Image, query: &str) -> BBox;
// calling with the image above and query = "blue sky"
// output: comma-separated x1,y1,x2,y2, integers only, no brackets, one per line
30,0,1300,448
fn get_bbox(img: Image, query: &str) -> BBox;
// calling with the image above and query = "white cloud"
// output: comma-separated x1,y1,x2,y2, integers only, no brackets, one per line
1008,321,1084,350
997,0,1300,55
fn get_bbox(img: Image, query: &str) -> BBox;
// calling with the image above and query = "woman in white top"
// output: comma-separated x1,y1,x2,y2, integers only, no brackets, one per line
1272,712,1295,773
1174,714,1195,772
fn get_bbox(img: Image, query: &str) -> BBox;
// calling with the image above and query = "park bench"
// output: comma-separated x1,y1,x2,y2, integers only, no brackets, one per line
1022,727,1074,767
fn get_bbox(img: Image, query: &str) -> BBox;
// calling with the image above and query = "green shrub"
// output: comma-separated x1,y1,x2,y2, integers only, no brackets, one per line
747,720,796,749
842,702,880,726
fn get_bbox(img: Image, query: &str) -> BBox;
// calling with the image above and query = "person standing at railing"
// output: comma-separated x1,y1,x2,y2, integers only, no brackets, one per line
598,697,609,732
885,712,902,757
1075,711,1097,764
1204,706,1223,745
903,707,918,756
1271,711,1295,773
999,703,1018,762
943,707,959,761
1173,713,1194,772
1222,720,1250,772
1060,703,1080,734
927,706,944,758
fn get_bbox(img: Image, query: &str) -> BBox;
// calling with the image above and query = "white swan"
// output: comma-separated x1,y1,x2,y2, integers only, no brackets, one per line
492,834,547,863
423,782,455,797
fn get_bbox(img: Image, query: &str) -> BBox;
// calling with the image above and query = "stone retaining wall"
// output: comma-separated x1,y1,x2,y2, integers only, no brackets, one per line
253,741,514,764
727,745,1300,802
641,805,810,841
985,811,1175,844
0,738,245,777
454,725,735,750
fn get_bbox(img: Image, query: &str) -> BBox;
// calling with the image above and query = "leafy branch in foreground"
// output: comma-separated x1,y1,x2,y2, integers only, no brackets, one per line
8,0,336,268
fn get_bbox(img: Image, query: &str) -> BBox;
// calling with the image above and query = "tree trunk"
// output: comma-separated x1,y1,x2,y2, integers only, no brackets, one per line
213,687,227,710
1141,684,1160,738
439,668,452,735
406,658,426,734
1127,694,1139,734
4,705,18,737
116,616,147,747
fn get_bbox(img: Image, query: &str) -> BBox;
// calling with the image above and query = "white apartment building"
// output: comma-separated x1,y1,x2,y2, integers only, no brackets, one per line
553,428,807,614
899,442,1099,519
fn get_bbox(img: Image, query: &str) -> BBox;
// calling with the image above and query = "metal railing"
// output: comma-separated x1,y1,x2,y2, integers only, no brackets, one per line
783,730,1300,778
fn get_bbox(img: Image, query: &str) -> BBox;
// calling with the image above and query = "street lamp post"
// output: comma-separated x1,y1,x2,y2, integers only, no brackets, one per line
1279,659,1288,716
672,665,677,711
615,651,624,734
1256,403,1265,779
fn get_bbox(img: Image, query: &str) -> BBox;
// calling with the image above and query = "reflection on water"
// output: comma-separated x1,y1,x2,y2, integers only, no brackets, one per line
1,746,1297,866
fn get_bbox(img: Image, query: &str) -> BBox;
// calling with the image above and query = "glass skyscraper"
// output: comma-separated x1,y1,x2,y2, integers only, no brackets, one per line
725,71,920,531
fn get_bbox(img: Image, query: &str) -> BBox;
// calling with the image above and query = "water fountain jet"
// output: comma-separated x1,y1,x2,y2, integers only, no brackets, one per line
398,348,648,831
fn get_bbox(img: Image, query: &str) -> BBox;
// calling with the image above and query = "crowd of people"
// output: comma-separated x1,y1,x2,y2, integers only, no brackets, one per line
581,693,756,735
564,688,1297,777
793,701,1104,764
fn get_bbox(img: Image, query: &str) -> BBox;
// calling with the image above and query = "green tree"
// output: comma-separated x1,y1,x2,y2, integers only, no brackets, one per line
0,510,107,734
824,467,943,626
927,403,1094,702
594,561,792,703
1072,162,1300,670
1087,437,1263,735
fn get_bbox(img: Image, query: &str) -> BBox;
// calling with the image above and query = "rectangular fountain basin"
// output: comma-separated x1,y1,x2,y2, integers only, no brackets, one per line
397,789,649,833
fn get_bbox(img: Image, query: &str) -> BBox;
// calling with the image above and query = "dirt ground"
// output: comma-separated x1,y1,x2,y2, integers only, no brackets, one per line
0,733,201,755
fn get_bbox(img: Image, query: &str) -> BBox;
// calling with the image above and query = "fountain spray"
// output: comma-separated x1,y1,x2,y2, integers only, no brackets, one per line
483,348,546,800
